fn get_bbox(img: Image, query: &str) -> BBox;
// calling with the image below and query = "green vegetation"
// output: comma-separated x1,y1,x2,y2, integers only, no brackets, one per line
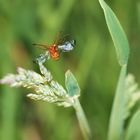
0,0,140,140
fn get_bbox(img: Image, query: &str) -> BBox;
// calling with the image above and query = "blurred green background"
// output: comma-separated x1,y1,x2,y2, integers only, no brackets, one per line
0,0,140,140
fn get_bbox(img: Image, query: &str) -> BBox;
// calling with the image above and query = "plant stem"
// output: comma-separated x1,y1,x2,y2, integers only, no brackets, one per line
108,65,127,140
73,98,92,140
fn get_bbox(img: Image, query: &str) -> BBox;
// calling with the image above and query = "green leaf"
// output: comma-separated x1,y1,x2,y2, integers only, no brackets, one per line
99,0,130,66
65,70,80,97
108,65,127,140
125,111,140,140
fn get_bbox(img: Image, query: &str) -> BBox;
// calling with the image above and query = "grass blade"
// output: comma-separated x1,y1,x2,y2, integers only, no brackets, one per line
99,0,130,66
108,65,127,140
125,110,140,140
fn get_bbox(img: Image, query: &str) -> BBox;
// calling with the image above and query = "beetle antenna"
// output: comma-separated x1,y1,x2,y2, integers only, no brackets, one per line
32,43,49,50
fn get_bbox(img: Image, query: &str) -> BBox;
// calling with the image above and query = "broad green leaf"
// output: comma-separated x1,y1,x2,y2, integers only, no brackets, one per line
125,111,140,140
65,70,80,97
99,0,130,66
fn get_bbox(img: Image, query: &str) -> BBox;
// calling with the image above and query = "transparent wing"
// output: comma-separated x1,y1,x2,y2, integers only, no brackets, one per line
54,32,71,45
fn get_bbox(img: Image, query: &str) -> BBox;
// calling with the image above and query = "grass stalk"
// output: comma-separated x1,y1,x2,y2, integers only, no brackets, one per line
108,65,127,140
73,98,92,140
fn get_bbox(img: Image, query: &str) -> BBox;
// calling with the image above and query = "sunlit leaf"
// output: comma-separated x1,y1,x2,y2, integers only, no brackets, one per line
99,0,130,66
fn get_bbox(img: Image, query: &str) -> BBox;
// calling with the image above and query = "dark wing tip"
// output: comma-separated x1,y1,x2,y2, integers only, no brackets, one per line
70,40,76,46
73,40,76,45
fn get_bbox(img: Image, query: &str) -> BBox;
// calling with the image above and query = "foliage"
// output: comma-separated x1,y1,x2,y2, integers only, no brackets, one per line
0,0,140,140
